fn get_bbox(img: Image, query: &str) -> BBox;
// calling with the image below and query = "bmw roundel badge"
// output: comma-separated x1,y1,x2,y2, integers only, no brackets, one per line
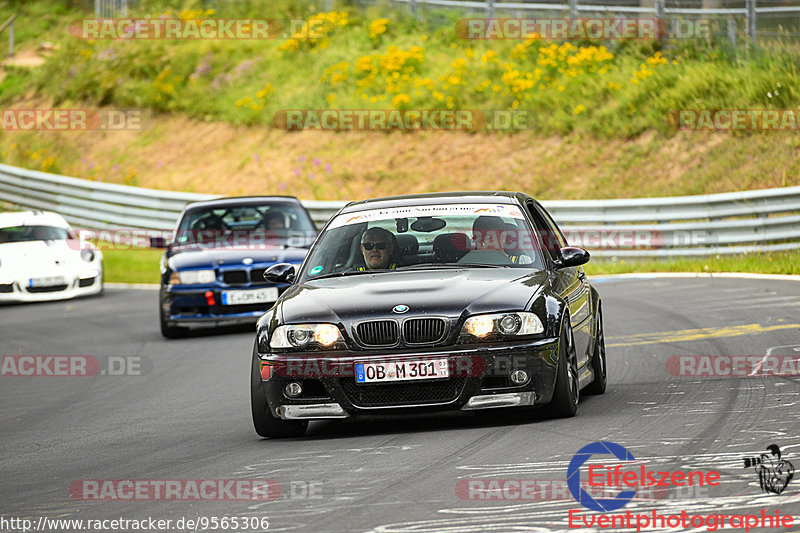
393,304,409,314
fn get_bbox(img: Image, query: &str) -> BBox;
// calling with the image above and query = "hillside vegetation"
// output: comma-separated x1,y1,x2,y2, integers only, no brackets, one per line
0,0,798,200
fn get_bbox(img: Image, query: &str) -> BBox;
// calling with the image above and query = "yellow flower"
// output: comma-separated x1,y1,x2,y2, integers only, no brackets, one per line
573,104,586,115
391,93,410,107
369,18,389,39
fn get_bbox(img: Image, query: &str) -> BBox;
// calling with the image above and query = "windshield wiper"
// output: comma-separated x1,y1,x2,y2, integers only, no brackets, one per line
394,262,508,270
310,270,376,280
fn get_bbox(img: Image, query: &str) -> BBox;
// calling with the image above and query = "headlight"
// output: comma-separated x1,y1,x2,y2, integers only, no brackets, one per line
461,312,543,340
80,249,95,262
269,324,343,350
169,269,216,285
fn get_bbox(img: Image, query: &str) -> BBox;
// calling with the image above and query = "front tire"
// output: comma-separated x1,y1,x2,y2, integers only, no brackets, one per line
250,345,307,439
584,306,607,395
546,319,579,418
160,309,186,338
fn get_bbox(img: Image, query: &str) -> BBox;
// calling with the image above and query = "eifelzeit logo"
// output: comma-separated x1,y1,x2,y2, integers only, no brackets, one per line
743,444,795,495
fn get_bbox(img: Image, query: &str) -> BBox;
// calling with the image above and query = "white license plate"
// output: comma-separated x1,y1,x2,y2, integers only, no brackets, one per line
355,358,450,384
221,287,278,305
29,276,67,288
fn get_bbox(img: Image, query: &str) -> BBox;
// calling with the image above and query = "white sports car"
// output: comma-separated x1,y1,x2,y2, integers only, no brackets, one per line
0,210,103,302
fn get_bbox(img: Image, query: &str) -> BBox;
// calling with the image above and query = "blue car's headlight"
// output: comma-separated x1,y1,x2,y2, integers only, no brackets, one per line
460,312,543,340
169,269,216,285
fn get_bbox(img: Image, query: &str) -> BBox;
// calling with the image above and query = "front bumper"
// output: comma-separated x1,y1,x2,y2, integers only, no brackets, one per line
161,284,286,328
255,339,559,420
0,271,102,303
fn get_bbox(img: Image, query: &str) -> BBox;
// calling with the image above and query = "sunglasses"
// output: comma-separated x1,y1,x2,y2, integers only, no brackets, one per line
361,242,389,251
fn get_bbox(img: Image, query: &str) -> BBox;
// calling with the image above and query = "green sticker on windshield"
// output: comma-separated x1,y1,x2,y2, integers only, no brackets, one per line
310,265,323,275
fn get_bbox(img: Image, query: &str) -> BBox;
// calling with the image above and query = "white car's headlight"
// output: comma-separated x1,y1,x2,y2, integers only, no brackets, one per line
269,324,343,349
461,312,543,339
80,249,95,262
169,269,216,285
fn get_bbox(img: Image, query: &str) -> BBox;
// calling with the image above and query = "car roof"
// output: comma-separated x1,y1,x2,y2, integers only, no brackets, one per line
184,196,304,211
0,210,70,229
340,191,529,214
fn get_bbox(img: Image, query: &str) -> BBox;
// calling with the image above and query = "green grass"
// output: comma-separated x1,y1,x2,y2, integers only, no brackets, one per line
100,246,800,284
12,0,800,138
585,250,800,276
102,246,162,284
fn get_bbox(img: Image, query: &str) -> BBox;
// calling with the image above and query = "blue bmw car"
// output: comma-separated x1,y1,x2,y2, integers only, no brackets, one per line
155,196,317,337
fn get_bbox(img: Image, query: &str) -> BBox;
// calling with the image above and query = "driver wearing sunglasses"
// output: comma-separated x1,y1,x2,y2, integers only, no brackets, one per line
358,227,397,271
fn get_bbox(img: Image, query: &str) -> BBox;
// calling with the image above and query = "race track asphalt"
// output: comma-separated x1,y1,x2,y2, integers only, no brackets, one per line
1,276,799,532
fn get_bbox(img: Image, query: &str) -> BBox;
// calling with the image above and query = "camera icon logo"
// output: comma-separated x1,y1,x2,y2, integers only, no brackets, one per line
743,444,795,495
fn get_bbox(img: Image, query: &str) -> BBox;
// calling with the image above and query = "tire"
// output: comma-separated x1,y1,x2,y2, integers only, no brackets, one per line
159,308,186,338
250,345,308,439
584,306,607,396
546,319,580,418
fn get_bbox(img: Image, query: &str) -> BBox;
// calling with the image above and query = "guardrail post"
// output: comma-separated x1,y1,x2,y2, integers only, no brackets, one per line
569,0,578,21
726,17,736,46
409,0,417,15
654,0,665,41
746,0,756,48
487,0,495,19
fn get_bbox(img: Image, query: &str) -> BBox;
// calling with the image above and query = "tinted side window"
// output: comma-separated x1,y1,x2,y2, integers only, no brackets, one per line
526,202,563,262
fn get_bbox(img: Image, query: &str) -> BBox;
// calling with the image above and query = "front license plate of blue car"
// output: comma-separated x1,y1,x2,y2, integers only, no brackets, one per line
221,287,278,305
355,358,449,384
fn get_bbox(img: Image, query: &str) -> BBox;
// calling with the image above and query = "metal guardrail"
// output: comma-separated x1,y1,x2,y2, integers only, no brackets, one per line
1,163,798,256
383,0,798,47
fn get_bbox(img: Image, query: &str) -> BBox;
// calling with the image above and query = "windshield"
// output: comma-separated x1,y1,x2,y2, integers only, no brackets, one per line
0,225,72,244
173,203,316,249
299,203,545,282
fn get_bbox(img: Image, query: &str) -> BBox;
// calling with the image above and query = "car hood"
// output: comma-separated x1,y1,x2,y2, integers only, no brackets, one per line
167,246,308,270
0,240,83,271
277,268,549,324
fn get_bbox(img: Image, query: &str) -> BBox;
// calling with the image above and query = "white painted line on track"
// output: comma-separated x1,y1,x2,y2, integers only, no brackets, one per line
589,272,800,282
105,283,159,290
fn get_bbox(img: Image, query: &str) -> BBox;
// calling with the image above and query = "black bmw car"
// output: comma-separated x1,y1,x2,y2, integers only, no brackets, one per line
251,192,606,437
155,196,316,337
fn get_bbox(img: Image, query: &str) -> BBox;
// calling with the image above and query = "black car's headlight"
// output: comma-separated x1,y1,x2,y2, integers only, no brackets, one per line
80,249,95,262
263,324,345,351
460,312,543,341
169,269,216,285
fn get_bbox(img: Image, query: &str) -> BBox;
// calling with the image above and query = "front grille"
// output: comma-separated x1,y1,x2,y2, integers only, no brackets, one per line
250,268,268,285
355,320,399,346
340,377,466,407
223,270,248,285
403,318,447,344
0,283,13,293
26,285,68,294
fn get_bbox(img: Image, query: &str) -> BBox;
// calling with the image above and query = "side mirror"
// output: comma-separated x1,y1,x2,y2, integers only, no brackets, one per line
554,247,590,269
150,236,168,248
264,263,296,284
